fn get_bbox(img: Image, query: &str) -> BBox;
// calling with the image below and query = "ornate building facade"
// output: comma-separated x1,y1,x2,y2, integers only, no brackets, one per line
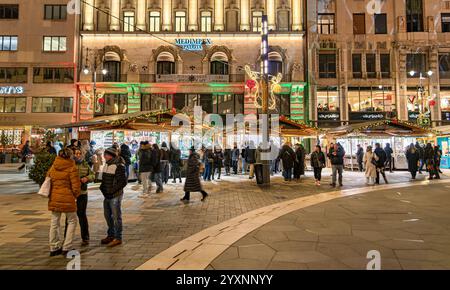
307,0,450,127
78,0,307,124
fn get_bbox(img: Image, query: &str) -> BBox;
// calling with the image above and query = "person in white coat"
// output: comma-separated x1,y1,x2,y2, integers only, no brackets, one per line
363,146,378,185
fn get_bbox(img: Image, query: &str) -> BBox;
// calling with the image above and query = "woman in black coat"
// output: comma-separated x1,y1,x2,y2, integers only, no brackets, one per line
293,144,306,180
405,143,419,180
278,143,295,181
181,148,208,202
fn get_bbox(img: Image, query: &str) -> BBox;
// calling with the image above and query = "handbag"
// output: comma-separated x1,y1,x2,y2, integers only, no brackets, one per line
38,177,51,198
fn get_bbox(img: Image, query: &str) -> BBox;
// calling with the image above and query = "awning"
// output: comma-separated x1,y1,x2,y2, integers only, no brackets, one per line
435,125,450,136
326,120,440,138
278,117,319,137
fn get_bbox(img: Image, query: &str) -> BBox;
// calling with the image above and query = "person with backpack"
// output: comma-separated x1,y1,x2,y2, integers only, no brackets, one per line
231,144,240,175
374,143,388,184
384,143,394,173
120,143,132,179
137,141,153,198
152,143,163,193
213,145,224,179
245,141,257,179
224,148,232,176
293,143,306,181
170,145,183,183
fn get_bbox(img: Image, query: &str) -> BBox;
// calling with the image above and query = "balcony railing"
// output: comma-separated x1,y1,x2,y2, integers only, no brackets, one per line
95,74,128,82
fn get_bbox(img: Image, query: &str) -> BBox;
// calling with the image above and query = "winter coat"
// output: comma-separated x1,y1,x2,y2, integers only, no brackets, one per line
415,144,424,159
170,148,182,166
214,150,224,167
138,144,153,173
76,160,95,194
184,153,203,192
424,146,435,167
310,151,326,168
327,146,345,165
47,157,81,212
203,149,214,164
406,148,419,173
92,151,103,173
278,145,296,170
294,147,306,176
120,144,132,165
245,147,256,164
363,151,378,178
100,157,127,199
160,147,170,161
384,145,393,160
356,148,364,163
231,148,240,161
224,149,232,166
152,148,161,173
374,148,387,168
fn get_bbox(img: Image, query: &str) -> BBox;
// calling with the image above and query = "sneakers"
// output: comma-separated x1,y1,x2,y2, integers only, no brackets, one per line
101,236,114,245
107,239,122,247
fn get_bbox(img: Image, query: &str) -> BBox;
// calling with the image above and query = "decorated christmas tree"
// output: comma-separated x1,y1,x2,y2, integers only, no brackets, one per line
28,152,56,186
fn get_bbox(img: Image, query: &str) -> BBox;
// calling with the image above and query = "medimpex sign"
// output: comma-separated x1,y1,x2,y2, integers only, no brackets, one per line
175,39,212,51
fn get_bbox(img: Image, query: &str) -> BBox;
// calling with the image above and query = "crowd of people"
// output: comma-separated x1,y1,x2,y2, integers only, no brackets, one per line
30,137,445,257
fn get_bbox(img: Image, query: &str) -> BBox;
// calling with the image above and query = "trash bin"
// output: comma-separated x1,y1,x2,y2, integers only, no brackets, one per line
254,163,263,184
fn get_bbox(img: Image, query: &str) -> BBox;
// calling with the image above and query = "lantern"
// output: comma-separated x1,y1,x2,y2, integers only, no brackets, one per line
246,79,256,90
272,84,282,94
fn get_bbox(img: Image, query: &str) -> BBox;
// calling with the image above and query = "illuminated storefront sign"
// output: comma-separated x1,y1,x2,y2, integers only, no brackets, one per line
318,112,340,121
175,38,212,51
350,112,386,120
0,86,24,95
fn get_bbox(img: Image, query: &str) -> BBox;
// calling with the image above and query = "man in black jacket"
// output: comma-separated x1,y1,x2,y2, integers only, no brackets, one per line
137,141,153,197
100,147,127,247
374,143,388,184
356,144,364,172
327,143,345,187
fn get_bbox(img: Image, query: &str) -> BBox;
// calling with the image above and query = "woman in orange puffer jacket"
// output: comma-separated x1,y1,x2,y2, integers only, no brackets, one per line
47,147,81,257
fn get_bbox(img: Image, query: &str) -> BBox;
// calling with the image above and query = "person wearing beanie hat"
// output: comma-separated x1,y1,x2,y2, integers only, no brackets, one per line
99,146,127,247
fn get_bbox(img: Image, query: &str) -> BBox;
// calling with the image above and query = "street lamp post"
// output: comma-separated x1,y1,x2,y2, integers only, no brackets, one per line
83,48,107,115
260,15,270,185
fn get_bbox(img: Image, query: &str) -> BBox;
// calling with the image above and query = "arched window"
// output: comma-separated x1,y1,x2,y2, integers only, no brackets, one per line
103,51,121,82
210,52,229,75
268,51,283,76
157,52,176,74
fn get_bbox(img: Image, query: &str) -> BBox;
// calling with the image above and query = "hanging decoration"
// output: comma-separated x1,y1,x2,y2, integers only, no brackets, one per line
244,65,280,111
80,90,93,112
94,91,105,113
408,95,416,104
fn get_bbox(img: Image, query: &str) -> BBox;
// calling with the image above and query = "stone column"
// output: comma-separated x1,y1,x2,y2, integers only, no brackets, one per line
214,0,224,31
110,0,121,31
188,0,198,31
267,0,276,30
292,0,303,31
136,0,147,30
162,0,172,31
240,0,250,31
83,0,94,31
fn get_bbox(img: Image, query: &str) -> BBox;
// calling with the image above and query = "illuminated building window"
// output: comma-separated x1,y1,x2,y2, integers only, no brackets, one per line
0,97,26,113
149,11,161,32
156,52,176,74
32,97,72,113
201,11,212,32
43,36,66,52
175,11,186,32
252,11,263,32
123,11,135,32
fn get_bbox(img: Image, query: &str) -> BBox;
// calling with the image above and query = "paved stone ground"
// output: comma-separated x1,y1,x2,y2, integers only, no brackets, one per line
209,182,450,270
0,168,437,270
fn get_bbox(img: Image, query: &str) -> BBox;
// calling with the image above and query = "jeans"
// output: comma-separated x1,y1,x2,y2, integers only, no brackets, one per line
50,211,77,251
283,168,292,180
358,161,363,172
270,160,275,175
76,194,89,241
124,164,130,179
419,159,425,172
376,167,388,184
103,194,123,240
171,163,182,182
232,160,238,174
386,157,393,172
331,165,343,185
313,167,322,181
203,162,213,180
241,159,247,174
140,171,151,194
249,163,255,178
215,165,222,179
160,160,169,184
153,172,163,192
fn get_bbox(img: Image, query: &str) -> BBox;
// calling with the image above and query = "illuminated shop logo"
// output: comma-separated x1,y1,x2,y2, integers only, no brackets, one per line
0,86,24,95
175,38,212,51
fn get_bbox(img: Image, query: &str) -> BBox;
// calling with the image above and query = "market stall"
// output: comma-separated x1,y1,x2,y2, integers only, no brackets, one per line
326,120,439,170
435,125,450,169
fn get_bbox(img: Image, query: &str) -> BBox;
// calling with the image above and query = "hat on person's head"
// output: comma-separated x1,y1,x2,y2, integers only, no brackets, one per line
90,140,96,146
104,147,118,157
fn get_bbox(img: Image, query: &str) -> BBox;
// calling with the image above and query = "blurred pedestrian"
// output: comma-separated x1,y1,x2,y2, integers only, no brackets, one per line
293,143,305,181
152,143,163,193
170,145,182,183
310,145,326,186
406,143,419,180
374,143,388,184
363,146,377,185
160,142,170,184
181,147,208,202
120,143,132,179
137,141,153,198
279,142,295,181
327,143,345,187
356,144,364,172
214,145,224,179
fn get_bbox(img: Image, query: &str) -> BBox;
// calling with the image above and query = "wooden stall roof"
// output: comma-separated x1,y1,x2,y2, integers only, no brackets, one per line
278,117,318,137
54,110,191,131
327,120,440,137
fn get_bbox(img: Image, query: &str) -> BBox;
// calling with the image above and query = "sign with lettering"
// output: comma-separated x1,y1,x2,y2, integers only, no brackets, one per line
350,112,386,120
175,38,212,51
408,111,430,121
318,112,340,121
0,86,24,95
